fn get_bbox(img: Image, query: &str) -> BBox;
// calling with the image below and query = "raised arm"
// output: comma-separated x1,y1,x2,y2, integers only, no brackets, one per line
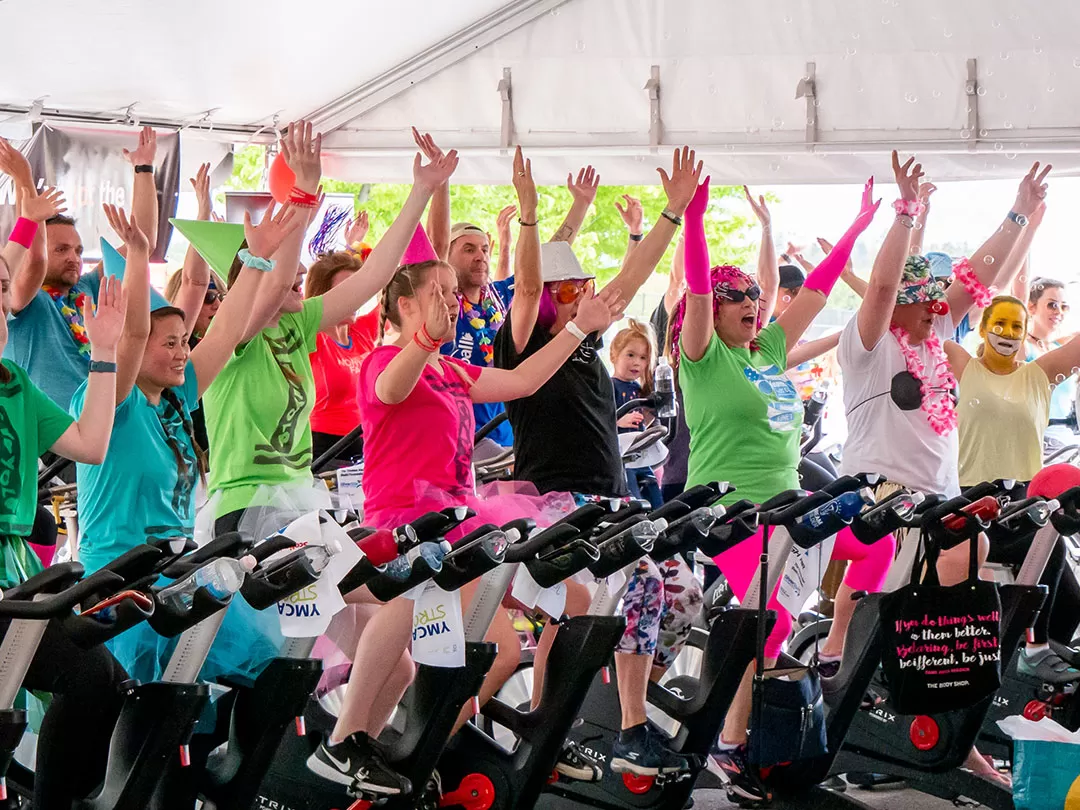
663,235,686,316
856,152,923,351
908,182,936,255
744,186,778,324
173,163,213,336
509,147,543,354
677,177,716,365
123,126,159,250
0,138,55,312
615,194,645,259
414,128,451,261
102,205,151,405
549,166,598,245
786,331,840,369
776,180,880,353
49,277,126,464
1036,333,1080,384
946,162,1051,327
319,149,459,330
191,205,304,396
817,236,868,299
5,188,64,302
470,285,625,402
493,204,516,281
606,147,701,302
374,279,452,405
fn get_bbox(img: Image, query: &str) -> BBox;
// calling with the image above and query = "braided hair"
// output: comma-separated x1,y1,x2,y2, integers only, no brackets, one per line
377,260,446,344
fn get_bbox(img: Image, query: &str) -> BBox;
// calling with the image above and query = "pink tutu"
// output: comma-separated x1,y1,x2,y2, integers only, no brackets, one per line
364,479,576,542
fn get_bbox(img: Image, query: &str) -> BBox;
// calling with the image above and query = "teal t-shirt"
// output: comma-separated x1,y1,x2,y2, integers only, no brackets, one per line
73,361,200,574
4,273,101,410
680,323,802,503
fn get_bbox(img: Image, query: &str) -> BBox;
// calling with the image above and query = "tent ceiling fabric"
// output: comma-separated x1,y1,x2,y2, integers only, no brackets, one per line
4,0,1080,183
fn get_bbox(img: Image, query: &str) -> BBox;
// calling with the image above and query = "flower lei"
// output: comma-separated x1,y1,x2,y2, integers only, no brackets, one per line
41,284,91,355
952,257,994,309
461,287,505,365
891,325,958,436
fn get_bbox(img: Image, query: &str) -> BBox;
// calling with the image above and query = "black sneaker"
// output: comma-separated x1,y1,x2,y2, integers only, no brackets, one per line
554,739,602,781
1018,647,1080,684
813,653,842,679
306,735,412,796
611,726,689,776
709,745,770,805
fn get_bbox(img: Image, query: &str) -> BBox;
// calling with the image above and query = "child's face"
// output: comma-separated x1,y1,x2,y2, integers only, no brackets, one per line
613,338,649,382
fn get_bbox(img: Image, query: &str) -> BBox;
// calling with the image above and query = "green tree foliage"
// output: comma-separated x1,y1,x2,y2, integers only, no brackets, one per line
225,146,761,285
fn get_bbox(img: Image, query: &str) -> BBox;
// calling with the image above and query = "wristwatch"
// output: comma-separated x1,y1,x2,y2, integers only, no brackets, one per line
1007,210,1029,227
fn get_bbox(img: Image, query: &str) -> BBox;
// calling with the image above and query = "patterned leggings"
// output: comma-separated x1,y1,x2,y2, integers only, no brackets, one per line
616,557,703,667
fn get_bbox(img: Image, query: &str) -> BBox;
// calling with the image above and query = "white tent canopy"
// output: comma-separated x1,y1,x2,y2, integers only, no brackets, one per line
3,0,1080,184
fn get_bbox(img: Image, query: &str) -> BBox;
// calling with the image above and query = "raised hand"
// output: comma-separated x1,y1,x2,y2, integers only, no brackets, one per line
891,151,924,202
0,137,34,189
785,241,805,258
122,126,158,167
102,204,149,253
852,177,882,233
573,282,627,335
20,186,66,223
511,146,536,205
411,127,445,163
817,236,854,274
423,280,454,342
743,185,771,229
82,275,128,351
567,165,600,206
496,204,517,243
684,176,710,220
614,194,643,233
658,146,704,215
344,210,370,245
243,202,302,260
413,149,459,193
1013,162,1052,216
279,120,323,193
918,181,938,204
190,162,212,220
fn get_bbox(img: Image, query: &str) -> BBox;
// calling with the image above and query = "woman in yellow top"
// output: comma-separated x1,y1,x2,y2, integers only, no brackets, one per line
945,294,1080,683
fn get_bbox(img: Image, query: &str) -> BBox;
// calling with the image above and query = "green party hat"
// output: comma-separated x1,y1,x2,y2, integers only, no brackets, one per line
169,219,246,279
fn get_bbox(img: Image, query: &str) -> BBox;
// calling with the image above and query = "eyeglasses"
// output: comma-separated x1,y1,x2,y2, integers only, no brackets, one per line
204,290,225,305
715,283,762,303
554,280,587,305
1047,300,1070,313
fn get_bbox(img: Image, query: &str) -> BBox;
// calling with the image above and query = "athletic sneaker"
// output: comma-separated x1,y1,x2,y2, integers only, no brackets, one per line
709,744,770,805
1018,646,1080,683
415,769,442,810
554,739,602,781
611,724,689,776
307,734,412,796
813,652,842,679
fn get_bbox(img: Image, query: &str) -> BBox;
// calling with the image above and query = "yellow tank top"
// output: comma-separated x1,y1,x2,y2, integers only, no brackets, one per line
957,359,1050,487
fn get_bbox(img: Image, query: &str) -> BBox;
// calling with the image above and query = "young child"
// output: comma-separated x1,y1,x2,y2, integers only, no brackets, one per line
610,320,663,507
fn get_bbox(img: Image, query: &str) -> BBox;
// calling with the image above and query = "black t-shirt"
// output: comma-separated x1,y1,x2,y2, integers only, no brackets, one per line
494,312,628,497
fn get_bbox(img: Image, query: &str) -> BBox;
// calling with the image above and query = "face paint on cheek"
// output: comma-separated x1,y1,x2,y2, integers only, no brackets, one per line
987,333,1021,357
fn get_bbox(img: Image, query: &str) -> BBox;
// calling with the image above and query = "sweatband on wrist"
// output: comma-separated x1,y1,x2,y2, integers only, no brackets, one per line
288,187,320,208
892,199,926,218
237,248,275,272
8,217,37,249
629,233,644,242
565,321,588,342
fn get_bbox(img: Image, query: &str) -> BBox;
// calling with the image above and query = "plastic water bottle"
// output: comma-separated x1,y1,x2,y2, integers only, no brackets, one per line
302,538,342,575
380,540,452,581
654,357,677,418
158,556,256,610
795,489,874,533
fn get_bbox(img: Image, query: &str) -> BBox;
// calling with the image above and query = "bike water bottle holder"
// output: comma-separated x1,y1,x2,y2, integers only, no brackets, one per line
407,506,476,543
1050,485,1080,536
147,585,232,638
699,514,759,558
161,532,253,579
367,557,440,602
434,527,509,591
527,539,600,588
62,595,156,649
241,551,321,611
588,526,654,578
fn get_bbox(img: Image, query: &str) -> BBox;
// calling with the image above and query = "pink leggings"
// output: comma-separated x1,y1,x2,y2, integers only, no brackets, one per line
712,526,895,658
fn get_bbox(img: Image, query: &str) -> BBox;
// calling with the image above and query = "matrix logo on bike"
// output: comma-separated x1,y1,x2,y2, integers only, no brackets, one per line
278,583,320,618
413,603,451,640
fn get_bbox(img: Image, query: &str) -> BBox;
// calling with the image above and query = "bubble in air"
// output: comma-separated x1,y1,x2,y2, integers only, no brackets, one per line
549,7,559,14
773,117,784,128
1057,374,1067,384
1004,120,1014,129
961,128,972,140
943,29,953,38
1033,33,1042,41
992,325,1004,335
784,14,792,23
709,85,718,96
932,89,942,99
969,398,980,408
977,86,988,97
904,92,918,103
914,221,923,230
1034,47,1044,55
1074,58,1080,69
770,162,781,172
999,51,1010,60
1048,86,1056,93
852,32,860,39
979,128,989,137
994,142,1003,151
881,16,890,24
575,40,585,52
845,46,857,57
984,256,995,265
663,31,672,40
1006,153,1017,160
992,19,1002,28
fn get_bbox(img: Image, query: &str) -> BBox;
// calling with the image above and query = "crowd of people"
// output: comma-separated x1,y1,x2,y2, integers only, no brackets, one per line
0,118,1078,808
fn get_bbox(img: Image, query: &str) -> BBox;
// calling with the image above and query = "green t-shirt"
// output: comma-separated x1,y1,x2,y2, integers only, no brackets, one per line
204,297,324,517
680,323,802,504
0,361,74,587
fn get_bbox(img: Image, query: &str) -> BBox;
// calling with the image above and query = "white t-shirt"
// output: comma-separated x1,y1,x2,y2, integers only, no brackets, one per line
838,314,960,497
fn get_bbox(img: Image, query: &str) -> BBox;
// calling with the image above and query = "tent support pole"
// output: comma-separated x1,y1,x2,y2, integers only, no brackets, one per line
499,68,515,153
646,65,662,154
965,58,979,151
795,63,818,149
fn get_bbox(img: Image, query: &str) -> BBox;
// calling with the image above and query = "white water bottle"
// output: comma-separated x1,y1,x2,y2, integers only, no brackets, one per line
654,357,677,418
158,555,256,610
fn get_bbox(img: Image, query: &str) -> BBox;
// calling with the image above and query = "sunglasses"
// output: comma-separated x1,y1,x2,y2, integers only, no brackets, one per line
554,280,588,305
715,283,761,303
204,290,225,305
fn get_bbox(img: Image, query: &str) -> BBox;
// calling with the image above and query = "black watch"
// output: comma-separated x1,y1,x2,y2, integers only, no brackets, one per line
1007,210,1029,227
134,164,154,174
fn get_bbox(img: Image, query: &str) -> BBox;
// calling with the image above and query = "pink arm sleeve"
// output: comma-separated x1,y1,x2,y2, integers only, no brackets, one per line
803,181,880,296
683,180,712,296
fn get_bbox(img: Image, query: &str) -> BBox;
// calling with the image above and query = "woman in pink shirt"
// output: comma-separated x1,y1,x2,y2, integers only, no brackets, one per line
307,239,624,796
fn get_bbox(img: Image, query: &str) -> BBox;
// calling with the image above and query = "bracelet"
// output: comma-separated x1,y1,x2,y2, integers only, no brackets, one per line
892,199,926,218
660,208,683,227
413,332,439,353
237,248,275,273
134,164,154,174
288,187,321,208
629,233,644,242
518,218,538,227
8,217,37,249
420,323,445,348
896,214,915,229
89,360,118,373
565,321,588,342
